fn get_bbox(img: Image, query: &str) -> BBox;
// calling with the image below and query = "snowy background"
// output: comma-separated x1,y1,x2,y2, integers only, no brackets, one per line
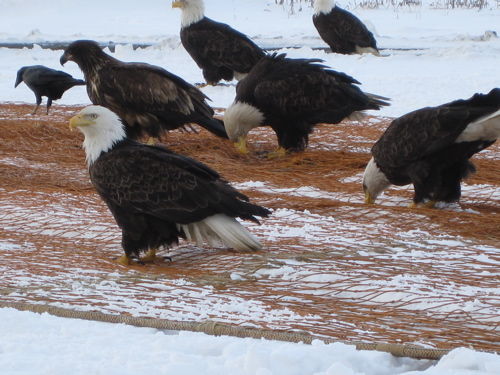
1,1,499,374
0,0,499,117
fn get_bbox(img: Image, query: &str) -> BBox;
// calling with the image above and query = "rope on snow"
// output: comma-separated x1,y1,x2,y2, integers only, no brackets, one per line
1,301,451,360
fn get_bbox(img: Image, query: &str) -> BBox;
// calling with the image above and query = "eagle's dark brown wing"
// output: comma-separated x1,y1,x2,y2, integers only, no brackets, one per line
313,7,377,53
249,57,379,122
372,105,492,169
181,18,264,74
92,63,213,119
90,142,267,224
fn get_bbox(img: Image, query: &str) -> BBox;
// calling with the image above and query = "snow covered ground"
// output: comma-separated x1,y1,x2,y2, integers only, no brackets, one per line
0,0,499,117
2,307,500,375
1,1,499,373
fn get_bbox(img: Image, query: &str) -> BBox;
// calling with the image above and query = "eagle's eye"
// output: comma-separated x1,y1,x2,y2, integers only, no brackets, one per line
87,113,98,120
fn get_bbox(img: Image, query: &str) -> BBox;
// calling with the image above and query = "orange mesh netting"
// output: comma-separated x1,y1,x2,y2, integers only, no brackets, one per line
0,104,499,351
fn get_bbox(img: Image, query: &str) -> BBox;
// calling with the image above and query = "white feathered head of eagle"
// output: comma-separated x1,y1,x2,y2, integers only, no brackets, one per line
69,106,126,166
313,0,336,14
223,101,265,154
362,157,391,204
172,0,205,27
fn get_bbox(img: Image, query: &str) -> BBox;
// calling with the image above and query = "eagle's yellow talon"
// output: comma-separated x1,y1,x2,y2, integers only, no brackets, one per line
140,249,157,263
408,201,436,209
117,255,132,266
423,200,436,209
266,147,287,159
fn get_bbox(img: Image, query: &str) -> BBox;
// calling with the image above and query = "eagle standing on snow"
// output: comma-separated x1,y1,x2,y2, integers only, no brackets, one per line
60,40,227,140
172,0,265,86
223,53,389,155
313,0,379,55
15,65,85,115
69,105,270,265
363,88,500,207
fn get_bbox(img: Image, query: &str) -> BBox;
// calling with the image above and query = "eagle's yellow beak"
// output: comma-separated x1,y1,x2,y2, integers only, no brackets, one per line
172,1,183,8
69,114,94,131
234,136,248,154
364,191,375,204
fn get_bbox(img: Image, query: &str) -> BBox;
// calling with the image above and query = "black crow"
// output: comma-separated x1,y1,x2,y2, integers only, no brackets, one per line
15,65,85,115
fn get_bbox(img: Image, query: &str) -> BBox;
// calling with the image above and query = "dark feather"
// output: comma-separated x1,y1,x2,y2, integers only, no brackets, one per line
235,53,389,151
60,40,227,140
313,6,378,54
372,88,500,203
15,65,85,113
90,139,270,257
181,17,265,85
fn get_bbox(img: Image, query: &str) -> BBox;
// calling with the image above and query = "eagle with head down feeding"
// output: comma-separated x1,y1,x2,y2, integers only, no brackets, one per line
363,88,500,207
223,53,389,155
60,40,227,141
69,105,270,265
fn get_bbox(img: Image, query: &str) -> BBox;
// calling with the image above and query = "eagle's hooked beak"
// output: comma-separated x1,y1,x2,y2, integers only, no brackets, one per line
364,192,375,204
69,114,94,131
171,1,184,8
234,136,248,154
363,183,375,204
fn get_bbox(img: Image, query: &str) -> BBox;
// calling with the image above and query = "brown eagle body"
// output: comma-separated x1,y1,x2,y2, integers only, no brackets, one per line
70,106,270,264
180,17,265,85
313,2,379,55
364,89,500,205
224,54,389,153
173,0,265,85
60,40,227,140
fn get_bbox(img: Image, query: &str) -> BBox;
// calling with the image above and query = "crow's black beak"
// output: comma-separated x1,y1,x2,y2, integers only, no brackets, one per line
14,72,23,88
60,53,68,66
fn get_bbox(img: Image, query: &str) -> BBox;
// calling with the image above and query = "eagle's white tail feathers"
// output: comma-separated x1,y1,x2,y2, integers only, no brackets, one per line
346,111,366,122
455,109,500,143
233,71,248,81
355,46,380,56
179,214,262,251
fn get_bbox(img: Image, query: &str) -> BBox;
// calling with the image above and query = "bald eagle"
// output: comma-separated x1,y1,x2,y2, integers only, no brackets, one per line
69,105,270,265
15,65,85,115
60,40,227,140
363,88,500,207
223,53,389,155
313,0,379,55
172,0,265,86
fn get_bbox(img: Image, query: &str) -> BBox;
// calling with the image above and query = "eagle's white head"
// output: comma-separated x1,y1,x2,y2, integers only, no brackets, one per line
172,0,205,28
69,105,126,166
223,101,265,150
362,157,391,204
313,0,336,15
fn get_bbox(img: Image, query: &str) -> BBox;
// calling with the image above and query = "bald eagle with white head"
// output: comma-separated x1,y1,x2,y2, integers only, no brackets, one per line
313,0,379,55
363,89,500,207
69,105,270,265
172,0,265,86
60,40,227,141
223,53,389,155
